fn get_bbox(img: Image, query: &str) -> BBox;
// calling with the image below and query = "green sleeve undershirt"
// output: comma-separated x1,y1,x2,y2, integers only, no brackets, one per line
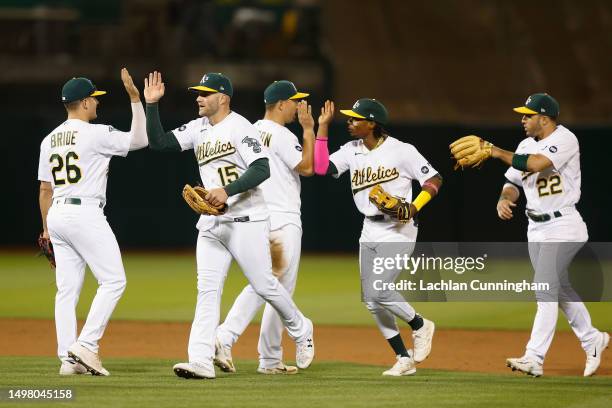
145,103,181,152
224,158,270,196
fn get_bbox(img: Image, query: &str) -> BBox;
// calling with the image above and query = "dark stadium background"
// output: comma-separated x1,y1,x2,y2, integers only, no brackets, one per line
3,0,611,249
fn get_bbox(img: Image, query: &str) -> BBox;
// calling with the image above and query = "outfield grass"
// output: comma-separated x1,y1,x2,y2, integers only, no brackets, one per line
0,357,610,408
0,252,611,330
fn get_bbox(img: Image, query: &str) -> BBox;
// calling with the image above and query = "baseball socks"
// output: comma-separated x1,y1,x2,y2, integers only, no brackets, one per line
408,314,424,331
387,334,411,358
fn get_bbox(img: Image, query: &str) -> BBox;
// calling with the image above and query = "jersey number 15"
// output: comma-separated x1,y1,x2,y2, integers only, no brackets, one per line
217,165,239,186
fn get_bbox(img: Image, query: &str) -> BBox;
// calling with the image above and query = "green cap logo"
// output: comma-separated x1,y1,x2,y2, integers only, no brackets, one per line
513,93,559,118
61,77,106,103
340,98,388,125
263,80,309,104
189,73,233,97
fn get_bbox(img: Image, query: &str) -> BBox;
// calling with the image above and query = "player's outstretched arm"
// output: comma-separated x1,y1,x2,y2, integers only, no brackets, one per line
121,68,148,151
496,184,519,220
314,100,338,176
295,100,315,177
39,181,53,238
491,146,553,173
143,71,181,152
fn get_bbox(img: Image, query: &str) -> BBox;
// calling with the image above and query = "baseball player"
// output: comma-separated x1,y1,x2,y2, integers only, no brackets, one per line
143,72,315,379
214,80,314,375
313,98,441,376
37,69,148,376
450,93,609,377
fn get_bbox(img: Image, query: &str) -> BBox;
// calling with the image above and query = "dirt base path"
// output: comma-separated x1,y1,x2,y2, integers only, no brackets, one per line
1,319,609,376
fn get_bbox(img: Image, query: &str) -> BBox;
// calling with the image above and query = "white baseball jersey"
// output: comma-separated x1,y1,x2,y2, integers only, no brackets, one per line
329,136,436,216
38,119,131,201
254,119,303,231
172,112,269,230
504,125,581,214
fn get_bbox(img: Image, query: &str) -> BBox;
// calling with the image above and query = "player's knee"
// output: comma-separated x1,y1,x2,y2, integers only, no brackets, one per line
250,276,279,298
364,301,383,313
103,276,127,294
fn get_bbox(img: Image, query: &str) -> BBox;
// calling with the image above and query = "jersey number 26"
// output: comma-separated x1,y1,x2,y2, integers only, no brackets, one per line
50,152,82,185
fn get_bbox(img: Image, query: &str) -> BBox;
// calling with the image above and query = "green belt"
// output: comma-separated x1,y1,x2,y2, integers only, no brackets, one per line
61,198,104,208
526,210,562,222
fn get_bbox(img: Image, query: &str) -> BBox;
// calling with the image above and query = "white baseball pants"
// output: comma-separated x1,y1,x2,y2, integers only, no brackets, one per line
216,223,302,368
47,199,126,362
187,220,310,364
525,213,601,363
359,218,418,339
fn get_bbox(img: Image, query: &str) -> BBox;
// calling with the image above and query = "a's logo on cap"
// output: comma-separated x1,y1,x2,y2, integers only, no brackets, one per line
62,96,66,101
354,101,360,109
202,75,208,82
220,86,224,90
549,146,557,153
541,108,546,112
526,96,532,104
369,114,374,118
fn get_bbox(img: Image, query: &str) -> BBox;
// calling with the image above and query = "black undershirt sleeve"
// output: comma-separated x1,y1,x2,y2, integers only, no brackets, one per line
326,161,338,176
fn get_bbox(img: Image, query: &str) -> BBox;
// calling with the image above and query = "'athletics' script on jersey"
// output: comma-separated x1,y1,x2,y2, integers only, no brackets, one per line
195,140,236,166
50,130,78,147
351,166,399,193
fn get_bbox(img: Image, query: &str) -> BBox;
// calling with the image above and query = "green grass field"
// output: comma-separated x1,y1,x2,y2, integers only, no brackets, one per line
0,357,611,408
1,251,611,408
1,251,611,330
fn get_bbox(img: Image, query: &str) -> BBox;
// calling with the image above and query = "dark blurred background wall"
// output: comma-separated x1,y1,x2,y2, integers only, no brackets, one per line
2,0,611,250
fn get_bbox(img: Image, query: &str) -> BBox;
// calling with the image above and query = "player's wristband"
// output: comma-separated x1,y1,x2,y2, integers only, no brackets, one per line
511,154,530,171
412,190,432,212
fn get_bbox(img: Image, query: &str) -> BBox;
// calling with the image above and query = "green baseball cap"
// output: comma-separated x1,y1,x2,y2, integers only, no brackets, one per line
513,93,559,118
189,73,233,97
340,98,388,125
263,80,309,104
61,77,106,103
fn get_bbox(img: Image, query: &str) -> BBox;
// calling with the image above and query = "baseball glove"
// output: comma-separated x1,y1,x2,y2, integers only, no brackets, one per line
368,184,414,223
38,234,55,269
449,135,493,170
182,184,228,215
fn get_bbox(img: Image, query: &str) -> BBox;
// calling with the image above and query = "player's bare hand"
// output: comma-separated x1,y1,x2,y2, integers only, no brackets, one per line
318,100,335,127
144,71,165,104
121,68,140,102
206,188,229,207
42,230,50,240
297,100,314,130
497,199,516,220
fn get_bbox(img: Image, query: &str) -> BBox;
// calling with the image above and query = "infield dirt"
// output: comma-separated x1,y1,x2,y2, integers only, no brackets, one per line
1,318,609,376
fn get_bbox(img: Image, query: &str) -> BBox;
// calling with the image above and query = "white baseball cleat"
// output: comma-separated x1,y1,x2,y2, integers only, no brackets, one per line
257,363,298,375
67,343,110,376
584,332,610,377
382,356,417,377
213,338,236,373
59,359,88,376
412,318,435,363
506,355,543,377
173,361,216,379
295,318,315,369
